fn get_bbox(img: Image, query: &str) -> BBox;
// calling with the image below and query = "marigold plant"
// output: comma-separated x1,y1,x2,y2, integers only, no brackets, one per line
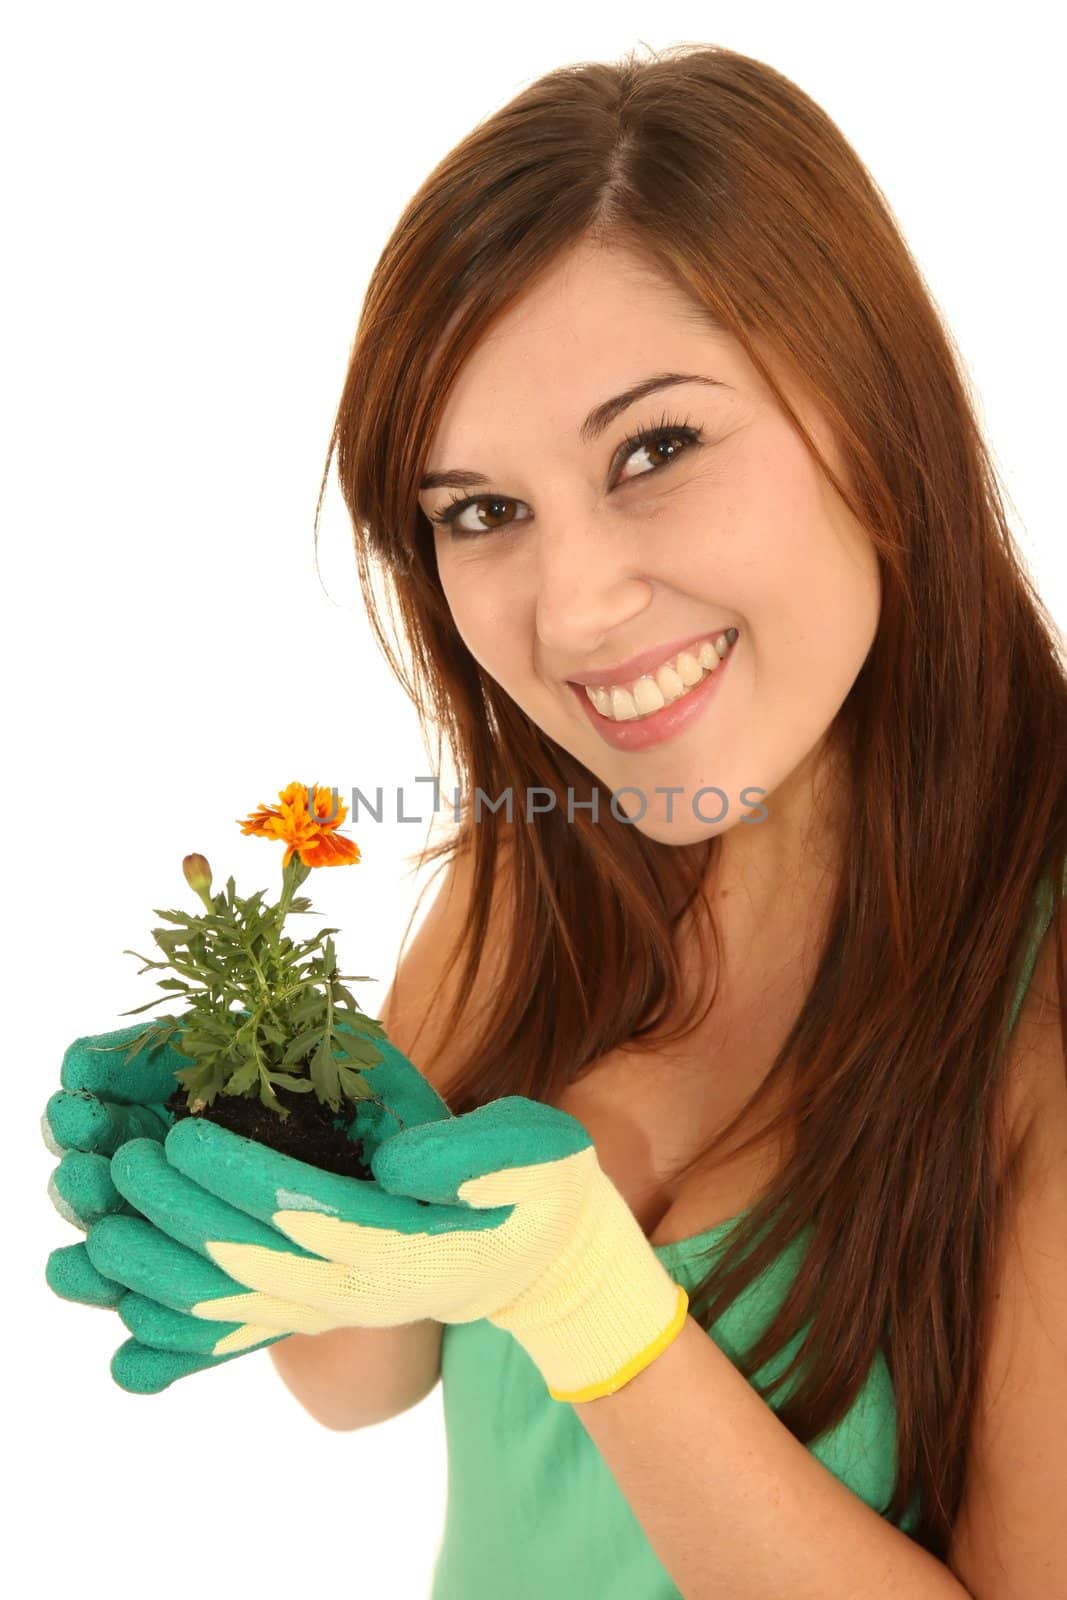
106,782,389,1121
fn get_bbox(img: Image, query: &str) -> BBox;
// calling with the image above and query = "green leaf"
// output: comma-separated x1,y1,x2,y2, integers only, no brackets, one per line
309,1036,342,1110
175,1058,217,1095
279,1025,324,1067
96,1021,163,1060
337,1066,377,1101
177,1031,226,1058
267,1072,317,1093
288,998,325,1029
332,1035,383,1068
334,1011,385,1042
119,994,184,1018
221,1057,261,1096
146,1017,184,1052
123,947,171,971
197,1014,240,1039
258,1077,289,1120
337,1008,387,1039
195,913,241,934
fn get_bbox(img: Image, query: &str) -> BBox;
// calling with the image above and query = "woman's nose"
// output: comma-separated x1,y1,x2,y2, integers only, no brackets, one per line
532,508,654,663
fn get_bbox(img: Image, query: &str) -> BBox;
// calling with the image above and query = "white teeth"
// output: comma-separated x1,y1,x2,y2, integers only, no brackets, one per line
633,676,665,714
610,687,639,721
675,650,703,686
584,630,736,723
655,662,685,701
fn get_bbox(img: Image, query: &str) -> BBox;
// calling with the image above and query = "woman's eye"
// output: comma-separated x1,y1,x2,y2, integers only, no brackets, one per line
429,420,703,540
615,427,698,485
433,494,526,539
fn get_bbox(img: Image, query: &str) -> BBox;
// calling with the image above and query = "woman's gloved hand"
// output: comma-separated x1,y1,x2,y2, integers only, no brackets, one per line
42,1023,189,1309
46,1022,453,1394
89,1080,690,1403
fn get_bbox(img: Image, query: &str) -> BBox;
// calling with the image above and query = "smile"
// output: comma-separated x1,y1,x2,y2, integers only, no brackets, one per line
582,627,738,722
568,627,739,753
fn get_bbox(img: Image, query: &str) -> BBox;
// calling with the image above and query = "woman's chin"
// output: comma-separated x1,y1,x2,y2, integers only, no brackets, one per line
623,810,740,848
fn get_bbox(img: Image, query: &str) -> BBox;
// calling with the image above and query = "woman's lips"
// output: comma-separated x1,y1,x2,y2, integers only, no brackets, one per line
568,633,737,752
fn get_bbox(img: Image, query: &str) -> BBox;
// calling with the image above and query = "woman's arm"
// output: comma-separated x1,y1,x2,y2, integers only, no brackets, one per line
944,917,1067,1595
268,1318,442,1431
572,1315,972,1598
573,920,1067,1598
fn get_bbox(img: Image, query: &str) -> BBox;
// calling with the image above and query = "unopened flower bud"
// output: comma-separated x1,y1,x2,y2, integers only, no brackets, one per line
183,853,213,896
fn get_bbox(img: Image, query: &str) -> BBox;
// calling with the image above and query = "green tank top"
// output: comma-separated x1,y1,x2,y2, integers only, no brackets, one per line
431,862,1064,1597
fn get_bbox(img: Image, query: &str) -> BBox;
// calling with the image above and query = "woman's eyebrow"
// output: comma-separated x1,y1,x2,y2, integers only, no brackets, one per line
418,371,725,492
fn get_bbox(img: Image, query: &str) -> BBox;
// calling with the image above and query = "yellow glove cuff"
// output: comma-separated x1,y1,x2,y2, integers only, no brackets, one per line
487,1149,690,1402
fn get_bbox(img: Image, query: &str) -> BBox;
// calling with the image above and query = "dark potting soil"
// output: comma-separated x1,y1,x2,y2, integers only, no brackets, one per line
165,1080,376,1180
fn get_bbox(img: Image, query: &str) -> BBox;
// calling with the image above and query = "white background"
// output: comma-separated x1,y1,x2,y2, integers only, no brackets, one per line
8,3,1063,1595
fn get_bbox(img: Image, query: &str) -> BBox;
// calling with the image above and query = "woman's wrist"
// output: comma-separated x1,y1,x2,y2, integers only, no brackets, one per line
489,1167,689,1402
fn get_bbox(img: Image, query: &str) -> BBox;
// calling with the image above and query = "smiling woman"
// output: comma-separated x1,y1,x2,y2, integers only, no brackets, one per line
414,238,881,823
311,39,1067,1599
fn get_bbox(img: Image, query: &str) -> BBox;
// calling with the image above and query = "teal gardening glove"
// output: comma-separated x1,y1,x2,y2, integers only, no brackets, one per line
87,1060,690,1404
44,1022,453,1393
43,1024,187,1288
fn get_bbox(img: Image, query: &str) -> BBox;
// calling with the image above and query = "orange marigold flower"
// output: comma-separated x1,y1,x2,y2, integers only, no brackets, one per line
237,782,361,869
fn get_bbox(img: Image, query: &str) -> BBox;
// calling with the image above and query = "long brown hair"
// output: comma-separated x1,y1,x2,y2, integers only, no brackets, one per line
315,43,1067,1558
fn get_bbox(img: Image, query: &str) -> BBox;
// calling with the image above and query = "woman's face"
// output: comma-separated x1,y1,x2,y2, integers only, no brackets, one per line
418,241,881,849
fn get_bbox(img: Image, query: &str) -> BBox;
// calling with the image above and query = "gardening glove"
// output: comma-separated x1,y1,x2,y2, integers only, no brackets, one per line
90,1088,690,1403
42,1023,189,1308
47,1023,450,1394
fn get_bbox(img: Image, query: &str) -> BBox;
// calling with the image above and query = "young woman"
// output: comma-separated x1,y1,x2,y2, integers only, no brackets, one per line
46,43,1066,1598
322,41,1066,1594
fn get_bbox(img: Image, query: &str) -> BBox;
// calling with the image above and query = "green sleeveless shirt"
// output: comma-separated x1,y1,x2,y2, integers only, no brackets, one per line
430,862,1064,1597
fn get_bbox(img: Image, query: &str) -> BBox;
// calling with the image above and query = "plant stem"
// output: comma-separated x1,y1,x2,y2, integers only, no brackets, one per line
276,854,311,924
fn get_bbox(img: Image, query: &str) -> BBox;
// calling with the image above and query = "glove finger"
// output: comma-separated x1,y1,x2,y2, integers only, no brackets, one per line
111,1137,321,1263
86,1213,339,1335
48,1149,142,1230
117,1290,289,1358
346,1035,452,1159
370,1095,592,1206
163,1116,461,1236
111,1139,337,1299
110,1336,253,1395
46,1240,127,1308
60,1024,187,1105
42,1090,170,1159
87,1212,259,1312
